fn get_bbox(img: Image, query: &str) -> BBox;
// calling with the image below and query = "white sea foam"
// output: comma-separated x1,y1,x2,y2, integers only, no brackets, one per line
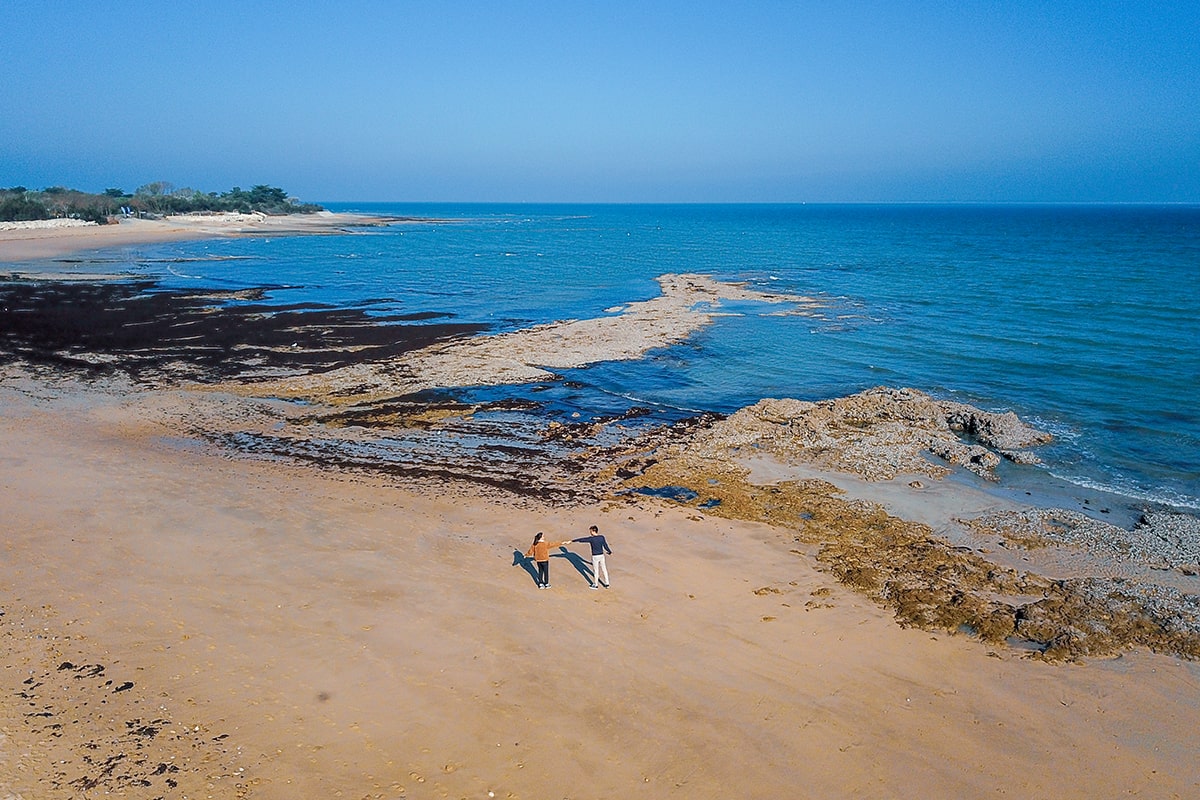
1048,470,1200,512
166,265,203,280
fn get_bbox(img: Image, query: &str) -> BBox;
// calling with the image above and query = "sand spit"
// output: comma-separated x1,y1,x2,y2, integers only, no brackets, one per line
235,273,825,404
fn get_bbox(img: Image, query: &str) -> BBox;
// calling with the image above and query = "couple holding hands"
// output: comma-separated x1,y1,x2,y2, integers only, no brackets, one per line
525,525,612,590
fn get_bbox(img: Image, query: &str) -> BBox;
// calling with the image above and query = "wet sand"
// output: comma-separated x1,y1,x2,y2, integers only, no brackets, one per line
3,375,1199,799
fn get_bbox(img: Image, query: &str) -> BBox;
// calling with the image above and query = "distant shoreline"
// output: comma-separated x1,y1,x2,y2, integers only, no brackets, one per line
0,210,409,264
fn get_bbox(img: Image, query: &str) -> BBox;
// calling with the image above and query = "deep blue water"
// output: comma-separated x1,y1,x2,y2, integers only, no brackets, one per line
107,203,1200,511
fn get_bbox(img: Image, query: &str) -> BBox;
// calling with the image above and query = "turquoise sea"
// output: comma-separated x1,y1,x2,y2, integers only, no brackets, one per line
121,203,1199,513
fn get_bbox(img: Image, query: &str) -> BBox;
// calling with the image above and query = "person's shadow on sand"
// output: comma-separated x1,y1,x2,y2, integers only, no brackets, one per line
512,550,540,586
552,547,594,584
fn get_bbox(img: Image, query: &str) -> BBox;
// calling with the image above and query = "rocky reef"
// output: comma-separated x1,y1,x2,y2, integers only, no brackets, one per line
603,388,1200,661
682,387,1052,481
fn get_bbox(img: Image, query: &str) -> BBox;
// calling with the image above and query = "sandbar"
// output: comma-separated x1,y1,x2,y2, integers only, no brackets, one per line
238,273,825,403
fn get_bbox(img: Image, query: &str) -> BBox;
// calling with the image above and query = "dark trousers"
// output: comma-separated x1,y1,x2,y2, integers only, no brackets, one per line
536,560,549,586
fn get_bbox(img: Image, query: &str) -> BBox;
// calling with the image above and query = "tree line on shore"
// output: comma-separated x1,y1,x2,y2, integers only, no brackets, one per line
0,182,323,224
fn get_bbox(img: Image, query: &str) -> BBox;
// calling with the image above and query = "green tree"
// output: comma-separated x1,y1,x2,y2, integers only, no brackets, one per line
0,195,49,221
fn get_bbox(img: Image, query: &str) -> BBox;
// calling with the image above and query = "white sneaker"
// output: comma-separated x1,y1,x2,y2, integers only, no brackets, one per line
590,584,599,590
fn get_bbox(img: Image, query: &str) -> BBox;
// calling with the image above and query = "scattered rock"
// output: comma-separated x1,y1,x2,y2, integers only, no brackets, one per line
966,508,1200,570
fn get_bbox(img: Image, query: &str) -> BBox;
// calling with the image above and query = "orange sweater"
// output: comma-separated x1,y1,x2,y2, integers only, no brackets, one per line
525,539,566,562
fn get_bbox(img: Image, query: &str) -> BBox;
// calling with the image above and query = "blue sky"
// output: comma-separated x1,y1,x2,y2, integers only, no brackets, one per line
2,1,1197,202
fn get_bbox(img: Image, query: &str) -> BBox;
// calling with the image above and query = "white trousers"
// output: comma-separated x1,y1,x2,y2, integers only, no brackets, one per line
591,554,609,586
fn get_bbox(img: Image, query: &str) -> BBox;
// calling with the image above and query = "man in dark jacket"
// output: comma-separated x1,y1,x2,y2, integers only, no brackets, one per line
571,525,612,589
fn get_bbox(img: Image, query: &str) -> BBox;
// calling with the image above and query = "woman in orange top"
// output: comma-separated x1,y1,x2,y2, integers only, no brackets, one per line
525,531,567,589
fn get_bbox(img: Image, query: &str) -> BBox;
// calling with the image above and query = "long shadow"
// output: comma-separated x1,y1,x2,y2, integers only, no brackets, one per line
552,547,595,585
512,549,540,586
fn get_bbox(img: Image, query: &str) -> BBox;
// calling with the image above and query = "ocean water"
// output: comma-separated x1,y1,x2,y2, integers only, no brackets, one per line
113,203,1200,512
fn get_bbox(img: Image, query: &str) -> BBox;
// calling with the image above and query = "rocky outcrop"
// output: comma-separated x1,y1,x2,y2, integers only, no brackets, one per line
611,446,1200,661
686,387,1051,481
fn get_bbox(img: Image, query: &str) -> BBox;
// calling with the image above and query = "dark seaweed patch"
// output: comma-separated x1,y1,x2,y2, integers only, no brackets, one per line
0,279,485,383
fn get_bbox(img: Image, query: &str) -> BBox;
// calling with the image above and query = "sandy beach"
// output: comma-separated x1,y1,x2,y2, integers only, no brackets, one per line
3,220,1200,799
0,212,394,265
3,370,1200,800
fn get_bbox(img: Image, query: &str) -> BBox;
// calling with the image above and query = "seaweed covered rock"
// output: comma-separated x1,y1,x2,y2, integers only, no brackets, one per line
606,405,1200,661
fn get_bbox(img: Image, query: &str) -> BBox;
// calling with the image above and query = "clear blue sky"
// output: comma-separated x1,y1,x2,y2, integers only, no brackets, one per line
2,1,1197,202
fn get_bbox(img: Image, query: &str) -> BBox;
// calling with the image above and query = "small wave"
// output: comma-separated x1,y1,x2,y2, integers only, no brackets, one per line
133,255,255,264
165,265,204,280
1047,470,1200,512
1025,415,1081,443
601,388,709,415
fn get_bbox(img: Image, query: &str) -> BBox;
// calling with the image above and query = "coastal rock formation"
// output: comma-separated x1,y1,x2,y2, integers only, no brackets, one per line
684,387,1052,481
599,393,1200,661
608,441,1200,660
0,217,98,231
9,274,1197,664
235,274,825,404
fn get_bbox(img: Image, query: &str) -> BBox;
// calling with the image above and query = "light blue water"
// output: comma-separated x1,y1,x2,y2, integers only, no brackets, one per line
114,203,1200,511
